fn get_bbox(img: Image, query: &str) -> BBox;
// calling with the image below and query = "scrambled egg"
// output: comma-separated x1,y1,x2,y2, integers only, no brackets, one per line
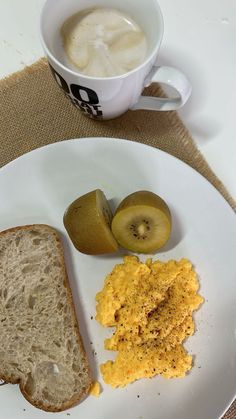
96,256,203,388
89,381,101,397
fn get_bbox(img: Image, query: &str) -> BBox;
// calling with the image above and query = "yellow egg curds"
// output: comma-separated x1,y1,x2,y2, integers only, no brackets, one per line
96,256,203,388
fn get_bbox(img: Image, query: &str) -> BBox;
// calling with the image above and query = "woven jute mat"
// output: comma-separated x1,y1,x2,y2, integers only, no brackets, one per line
0,58,235,212
0,59,235,417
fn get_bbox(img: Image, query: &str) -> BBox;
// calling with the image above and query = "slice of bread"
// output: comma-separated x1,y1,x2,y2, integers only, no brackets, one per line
0,224,92,412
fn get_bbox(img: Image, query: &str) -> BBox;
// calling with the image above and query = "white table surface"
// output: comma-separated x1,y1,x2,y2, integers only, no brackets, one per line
0,0,236,201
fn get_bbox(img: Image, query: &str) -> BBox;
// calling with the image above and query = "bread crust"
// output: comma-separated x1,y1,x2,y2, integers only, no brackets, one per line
0,224,92,412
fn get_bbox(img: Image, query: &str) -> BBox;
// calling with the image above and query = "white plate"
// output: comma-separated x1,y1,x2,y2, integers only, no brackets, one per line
0,137,235,419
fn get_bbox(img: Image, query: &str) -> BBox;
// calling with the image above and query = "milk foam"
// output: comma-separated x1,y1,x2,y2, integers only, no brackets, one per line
61,8,147,77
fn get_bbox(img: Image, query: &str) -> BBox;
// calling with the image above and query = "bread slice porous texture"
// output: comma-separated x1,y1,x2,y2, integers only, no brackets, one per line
0,224,91,411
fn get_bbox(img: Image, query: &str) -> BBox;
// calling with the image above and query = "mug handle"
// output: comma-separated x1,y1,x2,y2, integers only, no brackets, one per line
131,65,192,111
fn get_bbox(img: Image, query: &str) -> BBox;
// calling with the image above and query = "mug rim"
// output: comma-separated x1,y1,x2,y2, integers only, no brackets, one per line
40,0,164,81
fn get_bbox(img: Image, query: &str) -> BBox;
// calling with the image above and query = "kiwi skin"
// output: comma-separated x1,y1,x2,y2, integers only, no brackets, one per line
111,190,172,254
64,189,118,255
115,191,171,218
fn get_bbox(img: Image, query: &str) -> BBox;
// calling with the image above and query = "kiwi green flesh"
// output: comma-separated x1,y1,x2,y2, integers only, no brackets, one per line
111,205,171,253
64,189,118,254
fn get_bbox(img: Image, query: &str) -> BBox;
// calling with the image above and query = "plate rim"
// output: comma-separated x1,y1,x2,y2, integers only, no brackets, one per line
0,136,234,217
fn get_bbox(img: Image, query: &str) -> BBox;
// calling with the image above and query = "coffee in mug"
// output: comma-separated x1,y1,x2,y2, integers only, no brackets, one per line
40,0,192,120
61,8,148,78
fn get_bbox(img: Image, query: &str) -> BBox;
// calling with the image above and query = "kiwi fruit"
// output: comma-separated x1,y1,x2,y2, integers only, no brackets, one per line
111,190,171,253
64,189,118,255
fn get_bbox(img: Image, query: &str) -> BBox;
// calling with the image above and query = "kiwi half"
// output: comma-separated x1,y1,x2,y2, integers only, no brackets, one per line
111,191,171,253
64,189,118,255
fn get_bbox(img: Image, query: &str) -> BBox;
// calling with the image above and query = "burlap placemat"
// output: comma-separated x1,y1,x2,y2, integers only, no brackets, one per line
0,59,236,417
0,58,235,212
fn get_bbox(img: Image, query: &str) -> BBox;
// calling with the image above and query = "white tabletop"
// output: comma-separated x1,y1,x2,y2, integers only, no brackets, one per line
0,0,236,201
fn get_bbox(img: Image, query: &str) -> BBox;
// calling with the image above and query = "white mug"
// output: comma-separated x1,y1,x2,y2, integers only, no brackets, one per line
40,0,191,120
